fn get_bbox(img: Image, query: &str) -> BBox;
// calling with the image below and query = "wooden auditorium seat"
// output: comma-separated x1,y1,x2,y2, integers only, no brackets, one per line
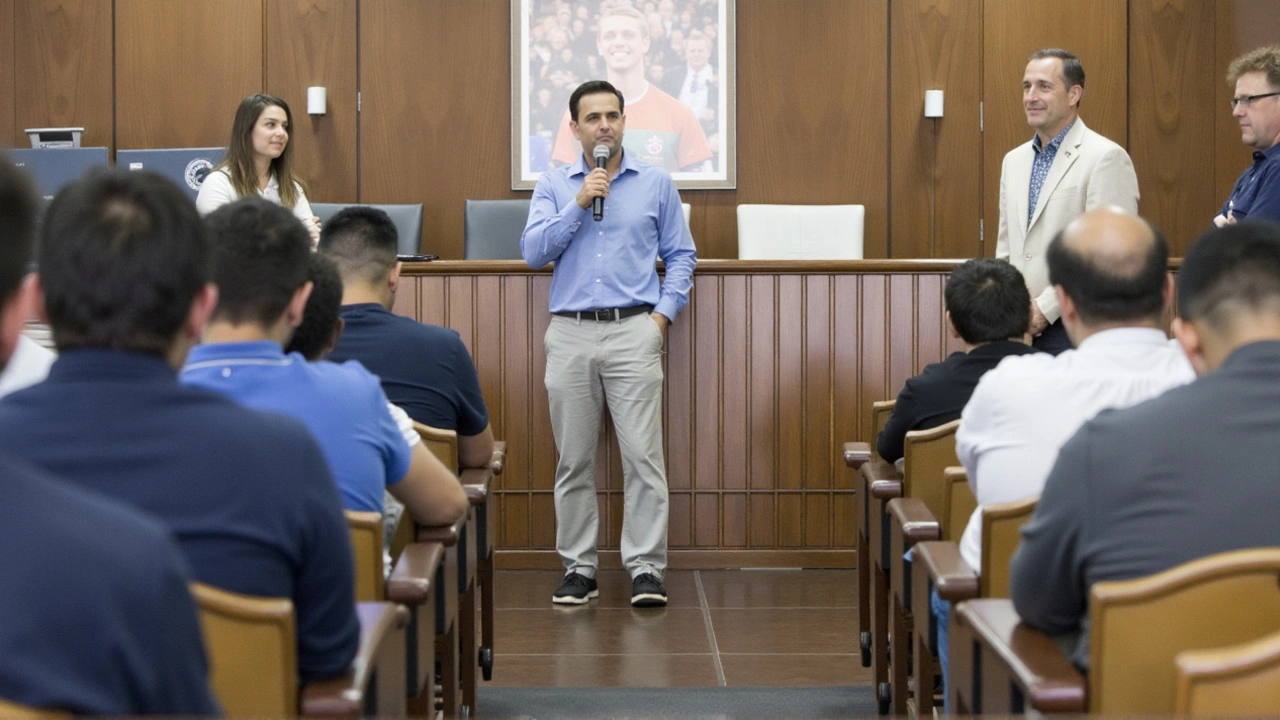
1176,627,1280,715
874,419,959,715
191,582,408,717
841,398,894,674
0,697,61,718
910,485,1037,714
953,547,1280,714
346,510,386,602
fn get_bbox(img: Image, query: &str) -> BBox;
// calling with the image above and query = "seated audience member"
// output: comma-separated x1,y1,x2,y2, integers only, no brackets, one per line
1011,220,1280,669
181,199,467,526
0,160,218,715
876,258,1039,464
320,207,496,468
932,208,1195,705
0,169,358,684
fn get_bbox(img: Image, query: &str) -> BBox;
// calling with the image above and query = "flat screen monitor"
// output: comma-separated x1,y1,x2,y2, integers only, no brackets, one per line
117,147,225,203
9,147,110,200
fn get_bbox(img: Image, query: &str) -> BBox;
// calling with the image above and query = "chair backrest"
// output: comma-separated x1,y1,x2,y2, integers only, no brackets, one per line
1089,547,1280,714
413,421,459,472
736,204,865,260
346,510,386,602
978,495,1037,598
901,419,960,523
1175,627,1280,715
869,400,896,462
312,202,424,255
682,202,691,227
192,582,297,717
0,697,61,718
464,199,531,260
941,466,976,544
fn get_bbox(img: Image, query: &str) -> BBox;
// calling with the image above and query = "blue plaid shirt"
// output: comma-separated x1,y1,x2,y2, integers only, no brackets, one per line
1028,119,1076,225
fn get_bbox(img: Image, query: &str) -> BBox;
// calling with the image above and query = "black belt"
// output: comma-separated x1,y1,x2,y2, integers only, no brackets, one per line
553,304,653,322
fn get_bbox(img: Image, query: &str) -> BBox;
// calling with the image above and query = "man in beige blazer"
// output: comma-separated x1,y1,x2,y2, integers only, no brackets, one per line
998,48,1139,354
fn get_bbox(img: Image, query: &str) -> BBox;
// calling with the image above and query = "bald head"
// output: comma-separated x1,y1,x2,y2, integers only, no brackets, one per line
1047,207,1169,326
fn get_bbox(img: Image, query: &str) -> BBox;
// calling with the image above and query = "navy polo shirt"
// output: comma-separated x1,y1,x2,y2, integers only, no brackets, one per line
329,303,490,434
0,348,359,683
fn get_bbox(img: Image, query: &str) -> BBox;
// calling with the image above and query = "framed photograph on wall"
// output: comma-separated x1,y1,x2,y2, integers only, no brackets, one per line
511,0,736,190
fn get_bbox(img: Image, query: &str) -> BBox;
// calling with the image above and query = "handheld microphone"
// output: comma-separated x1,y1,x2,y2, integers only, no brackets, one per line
592,144,609,222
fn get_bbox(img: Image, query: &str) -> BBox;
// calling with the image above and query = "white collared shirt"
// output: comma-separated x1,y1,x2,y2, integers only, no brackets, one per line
956,327,1195,571
678,65,715,117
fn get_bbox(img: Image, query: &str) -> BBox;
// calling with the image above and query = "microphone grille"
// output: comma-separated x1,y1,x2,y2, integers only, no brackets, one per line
593,144,610,159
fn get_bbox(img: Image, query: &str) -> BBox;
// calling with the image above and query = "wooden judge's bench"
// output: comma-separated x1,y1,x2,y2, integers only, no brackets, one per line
392,259,968,569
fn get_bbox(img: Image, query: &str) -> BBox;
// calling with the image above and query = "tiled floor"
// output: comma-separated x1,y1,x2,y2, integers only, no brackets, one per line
490,569,872,687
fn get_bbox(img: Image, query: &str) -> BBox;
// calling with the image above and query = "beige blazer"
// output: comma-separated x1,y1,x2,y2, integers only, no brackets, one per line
996,118,1139,323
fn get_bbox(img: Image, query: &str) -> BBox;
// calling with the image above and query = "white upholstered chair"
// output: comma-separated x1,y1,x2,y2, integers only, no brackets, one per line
736,204,864,260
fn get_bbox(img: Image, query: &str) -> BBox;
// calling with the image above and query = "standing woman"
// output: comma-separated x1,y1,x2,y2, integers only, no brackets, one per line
197,94,321,243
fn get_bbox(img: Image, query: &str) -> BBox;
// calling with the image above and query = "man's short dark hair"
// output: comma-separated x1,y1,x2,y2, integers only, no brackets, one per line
285,253,344,361
205,198,311,327
317,206,399,285
0,155,38,304
40,168,210,355
1029,48,1085,93
1178,221,1280,329
1046,219,1168,325
944,259,1031,344
569,80,625,123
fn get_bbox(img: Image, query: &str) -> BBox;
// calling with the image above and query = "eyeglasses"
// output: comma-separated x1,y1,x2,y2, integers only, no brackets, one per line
1230,92,1280,109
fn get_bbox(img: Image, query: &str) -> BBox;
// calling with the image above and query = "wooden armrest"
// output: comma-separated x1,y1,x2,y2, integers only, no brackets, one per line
460,467,489,505
956,598,1086,713
887,497,941,544
489,441,507,475
913,541,979,601
386,542,444,605
844,441,871,469
871,478,903,500
300,602,409,717
860,459,902,483
416,515,465,546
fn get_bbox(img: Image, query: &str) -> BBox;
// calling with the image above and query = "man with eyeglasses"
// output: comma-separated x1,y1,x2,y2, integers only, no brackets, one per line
1216,45,1280,227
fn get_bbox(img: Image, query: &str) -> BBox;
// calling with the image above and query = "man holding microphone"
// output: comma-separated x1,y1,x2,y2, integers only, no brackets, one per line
522,79,697,608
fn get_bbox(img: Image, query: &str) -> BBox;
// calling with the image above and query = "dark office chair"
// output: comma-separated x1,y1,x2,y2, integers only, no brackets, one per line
312,203,424,256
464,199,531,260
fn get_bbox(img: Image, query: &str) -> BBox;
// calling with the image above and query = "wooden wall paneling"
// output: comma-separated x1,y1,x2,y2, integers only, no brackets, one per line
500,275,531,494
889,0,983,259
693,276,722,494
720,275,749,494
359,0,520,258
1214,1,1280,222
776,275,803,492
802,275,833,493
747,274,775,546
697,0,889,260
887,274,918,397
915,273,945,372
265,0,358,205
1128,0,1216,256
666,288,695,496
831,274,859,549
15,1,113,152
115,0,263,150
981,0,1129,258
0,0,15,148
670,492,692,547
857,274,888,440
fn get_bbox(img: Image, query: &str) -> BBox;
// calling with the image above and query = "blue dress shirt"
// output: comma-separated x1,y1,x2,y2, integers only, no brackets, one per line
520,150,697,322
1221,142,1280,224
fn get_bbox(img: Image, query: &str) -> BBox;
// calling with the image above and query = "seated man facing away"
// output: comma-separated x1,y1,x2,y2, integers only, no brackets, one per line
876,258,1039,464
1011,219,1280,668
320,207,495,468
0,159,218,715
181,199,467,528
933,208,1195,705
285,252,466,544
0,169,358,684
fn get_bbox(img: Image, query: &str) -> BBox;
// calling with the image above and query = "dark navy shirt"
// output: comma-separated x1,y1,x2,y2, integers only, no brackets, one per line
1221,142,1280,223
330,303,490,434
0,454,219,715
0,349,359,683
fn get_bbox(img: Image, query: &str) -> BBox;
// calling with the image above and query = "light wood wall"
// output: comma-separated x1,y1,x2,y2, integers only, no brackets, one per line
393,260,964,568
0,1,1270,258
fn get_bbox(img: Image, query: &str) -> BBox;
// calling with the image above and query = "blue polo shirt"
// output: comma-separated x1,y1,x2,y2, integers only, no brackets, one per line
1221,142,1280,223
181,340,411,513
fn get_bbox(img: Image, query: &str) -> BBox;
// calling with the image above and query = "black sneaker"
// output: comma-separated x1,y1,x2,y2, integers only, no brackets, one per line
631,572,668,607
552,572,598,605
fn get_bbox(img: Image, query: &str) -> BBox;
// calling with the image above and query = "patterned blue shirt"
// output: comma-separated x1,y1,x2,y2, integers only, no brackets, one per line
1028,119,1076,225
521,151,697,322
